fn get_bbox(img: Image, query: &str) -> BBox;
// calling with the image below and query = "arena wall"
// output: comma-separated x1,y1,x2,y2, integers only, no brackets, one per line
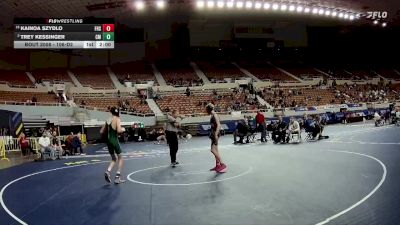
0,105,157,126
30,51,68,69
110,43,145,64
70,50,109,68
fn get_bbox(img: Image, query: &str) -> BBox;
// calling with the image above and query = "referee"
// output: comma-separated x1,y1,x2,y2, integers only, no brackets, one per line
166,109,181,167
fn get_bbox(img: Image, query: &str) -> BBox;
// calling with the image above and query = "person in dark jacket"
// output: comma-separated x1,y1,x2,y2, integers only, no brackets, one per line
272,116,287,144
72,133,85,155
234,118,252,144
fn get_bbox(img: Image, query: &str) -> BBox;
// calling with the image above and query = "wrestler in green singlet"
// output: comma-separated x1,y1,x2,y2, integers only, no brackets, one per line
101,107,126,184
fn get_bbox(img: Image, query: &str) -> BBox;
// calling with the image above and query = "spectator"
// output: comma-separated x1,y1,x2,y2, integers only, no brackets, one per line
312,115,324,140
65,132,74,153
287,117,301,143
147,129,157,140
272,116,287,144
215,105,221,112
384,110,390,124
19,133,35,156
185,87,191,96
213,89,218,95
38,132,55,160
374,111,382,123
255,111,266,142
52,133,64,158
72,133,85,155
233,119,251,144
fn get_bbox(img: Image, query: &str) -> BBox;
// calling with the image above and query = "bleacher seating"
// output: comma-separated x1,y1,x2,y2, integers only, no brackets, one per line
157,63,202,87
272,61,326,80
347,70,377,80
31,68,72,83
375,69,400,80
284,68,324,79
391,83,400,92
75,97,152,114
196,62,246,82
72,67,114,89
240,63,298,81
335,84,398,102
155,90,258,115
0,70,33,86
260,88,336,108
0,91,58,103
320,68,353,79
111,61,157,85
261,83,399,109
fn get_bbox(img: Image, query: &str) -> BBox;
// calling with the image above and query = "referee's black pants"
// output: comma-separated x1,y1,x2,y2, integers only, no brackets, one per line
166,130,178,163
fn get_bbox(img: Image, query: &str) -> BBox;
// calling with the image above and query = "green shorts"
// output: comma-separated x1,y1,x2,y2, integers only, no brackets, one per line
107,141,122,155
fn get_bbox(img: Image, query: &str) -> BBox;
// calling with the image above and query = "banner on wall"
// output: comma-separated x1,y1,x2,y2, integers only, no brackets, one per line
347,103,363,108
295,107,317,112
231,111,242,117
294,107,307,112
323,104,348,110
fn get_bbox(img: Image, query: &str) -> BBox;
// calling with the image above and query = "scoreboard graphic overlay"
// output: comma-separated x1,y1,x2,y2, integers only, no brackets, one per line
14,18,115,49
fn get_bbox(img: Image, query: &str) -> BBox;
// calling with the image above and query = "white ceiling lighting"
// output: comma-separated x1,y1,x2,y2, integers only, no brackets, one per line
226,1,234,8
338,12,344,18
245,1,253,9
296,6,303,12
272,3,279,10
382,22,387,27
236,1,244,8
217,0,224,8
289,5,295,11
331,11,337,17
349,15,355,20
135,0,145,10
196,0,205,8
373,20,379,25
207,0,215,8
304,7,310,13
264,3,271,9
325,10,330,16
312,8,318,14
156,0,165,9
280,4,287,11
255,2,262,9
344,14,349,19
318,9,324,15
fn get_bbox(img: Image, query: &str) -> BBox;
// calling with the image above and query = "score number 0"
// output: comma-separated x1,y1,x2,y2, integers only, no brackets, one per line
102,24,114,32
102,24,115,41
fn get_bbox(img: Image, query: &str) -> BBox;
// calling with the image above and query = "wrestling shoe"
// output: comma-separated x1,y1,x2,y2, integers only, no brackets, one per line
216,164,227,173
104,171,111,183
114,174,126,184
209,165,218,171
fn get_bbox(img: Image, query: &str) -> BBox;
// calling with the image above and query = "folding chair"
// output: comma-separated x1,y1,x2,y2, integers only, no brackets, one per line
265,131,272,141
247,132,257,143
289,131,302,143
41,148,56,160
304,129,314,141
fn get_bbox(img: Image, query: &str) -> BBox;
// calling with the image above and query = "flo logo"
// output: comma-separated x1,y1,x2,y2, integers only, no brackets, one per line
366,11,388,19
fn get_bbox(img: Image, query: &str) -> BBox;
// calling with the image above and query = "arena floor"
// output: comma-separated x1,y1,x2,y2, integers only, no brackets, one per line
0,121,399,225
